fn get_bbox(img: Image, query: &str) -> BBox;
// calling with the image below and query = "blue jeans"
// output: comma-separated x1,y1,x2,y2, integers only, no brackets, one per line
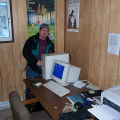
26,68,41,79
25,68,41,95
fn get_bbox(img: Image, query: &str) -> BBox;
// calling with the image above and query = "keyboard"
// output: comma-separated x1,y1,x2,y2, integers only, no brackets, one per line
43,81,70,97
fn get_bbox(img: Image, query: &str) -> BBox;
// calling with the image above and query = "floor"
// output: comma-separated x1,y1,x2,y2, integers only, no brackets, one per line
0,108,14,120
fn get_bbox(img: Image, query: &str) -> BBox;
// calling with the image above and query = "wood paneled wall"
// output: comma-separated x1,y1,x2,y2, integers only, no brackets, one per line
0,0,64,102
0,0,27,101
65,0,120,90
55,0,65,52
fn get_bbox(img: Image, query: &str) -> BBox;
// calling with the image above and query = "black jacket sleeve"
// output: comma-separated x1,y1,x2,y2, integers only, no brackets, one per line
22,36,38,65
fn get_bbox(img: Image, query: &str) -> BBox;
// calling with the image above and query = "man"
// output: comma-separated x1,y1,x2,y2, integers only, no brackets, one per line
23,23,54,79
23,23,54,102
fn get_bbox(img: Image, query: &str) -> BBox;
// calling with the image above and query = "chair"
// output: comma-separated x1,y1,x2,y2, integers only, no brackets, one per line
9,91,51,120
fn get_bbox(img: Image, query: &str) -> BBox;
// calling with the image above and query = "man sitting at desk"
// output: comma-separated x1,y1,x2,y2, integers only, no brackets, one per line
23,23,54,78
23,23,54,98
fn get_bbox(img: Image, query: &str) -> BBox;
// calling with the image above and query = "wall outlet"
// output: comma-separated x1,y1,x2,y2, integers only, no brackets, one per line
20,64,23,69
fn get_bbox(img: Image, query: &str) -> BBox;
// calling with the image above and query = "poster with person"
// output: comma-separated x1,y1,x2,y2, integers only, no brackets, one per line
67,0,80,32
26,0,55,44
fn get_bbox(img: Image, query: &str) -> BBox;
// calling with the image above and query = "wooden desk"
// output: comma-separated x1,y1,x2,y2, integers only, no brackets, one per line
23,78,88,120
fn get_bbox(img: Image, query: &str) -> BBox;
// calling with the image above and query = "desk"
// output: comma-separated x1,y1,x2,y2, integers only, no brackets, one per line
23,78,88,120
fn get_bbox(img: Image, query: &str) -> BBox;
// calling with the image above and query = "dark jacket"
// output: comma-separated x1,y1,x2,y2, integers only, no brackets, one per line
22,33,54,74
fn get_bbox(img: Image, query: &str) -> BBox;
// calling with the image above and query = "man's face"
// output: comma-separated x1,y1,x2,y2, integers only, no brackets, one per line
39,28,49,40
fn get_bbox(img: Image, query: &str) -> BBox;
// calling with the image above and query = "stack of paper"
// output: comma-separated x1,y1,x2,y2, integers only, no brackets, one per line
88,104,120,120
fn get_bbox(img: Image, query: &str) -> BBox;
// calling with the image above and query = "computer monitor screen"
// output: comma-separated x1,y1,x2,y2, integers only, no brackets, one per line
53,63,64,79
51,60,71,86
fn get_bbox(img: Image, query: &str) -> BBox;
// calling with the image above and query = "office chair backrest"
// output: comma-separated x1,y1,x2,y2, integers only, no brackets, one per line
9,91,31,120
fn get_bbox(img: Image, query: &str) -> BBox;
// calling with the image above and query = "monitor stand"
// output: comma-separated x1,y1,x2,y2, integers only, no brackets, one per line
56,81,70,86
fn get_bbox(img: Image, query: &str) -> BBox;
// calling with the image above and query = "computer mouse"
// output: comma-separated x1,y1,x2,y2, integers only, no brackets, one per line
34,82,42,87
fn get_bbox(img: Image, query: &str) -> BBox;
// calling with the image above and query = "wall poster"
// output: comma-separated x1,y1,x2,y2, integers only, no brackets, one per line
26,0,55,44
67,0,80,32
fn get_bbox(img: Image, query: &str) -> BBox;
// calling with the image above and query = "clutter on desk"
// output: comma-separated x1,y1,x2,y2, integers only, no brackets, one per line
88,84,120,120
59,109,92,120
62,103,77,113
60,87,100,120
60,94,97,120
92,96,101,105
82,90,103,98
81,90,102,105
86,84,101,90
67,94,84,105
67,94,95,109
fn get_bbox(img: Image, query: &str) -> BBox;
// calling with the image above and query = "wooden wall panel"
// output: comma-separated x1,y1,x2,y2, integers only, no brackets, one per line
65,0,80,66
65,0,71,55
67,31,78,65
76,0,85,76
0,46,3,101
55,0,65,52
88,0,103,85
64,0,71,58
65,0,91,80
0,43,16,100
105,0,120,89
11,0,22,97
65,30,71,55
0,0,64,102
17,0,28,97
77,0,91,80
65,0,120,90
70,33,77,66
81,0,91,80
0,0,28,101
98,0,111,90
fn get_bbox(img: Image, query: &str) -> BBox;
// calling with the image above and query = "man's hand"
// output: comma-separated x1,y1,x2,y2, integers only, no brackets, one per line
37,60,42,66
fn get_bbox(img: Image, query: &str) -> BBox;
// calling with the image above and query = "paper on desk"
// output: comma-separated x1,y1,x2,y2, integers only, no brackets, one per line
88,104,120,120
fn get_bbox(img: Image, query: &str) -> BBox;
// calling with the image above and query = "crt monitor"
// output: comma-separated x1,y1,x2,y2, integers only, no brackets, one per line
51,60,81,86
41,53,69,80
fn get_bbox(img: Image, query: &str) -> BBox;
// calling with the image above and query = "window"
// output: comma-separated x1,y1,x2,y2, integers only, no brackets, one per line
0,0,13,42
